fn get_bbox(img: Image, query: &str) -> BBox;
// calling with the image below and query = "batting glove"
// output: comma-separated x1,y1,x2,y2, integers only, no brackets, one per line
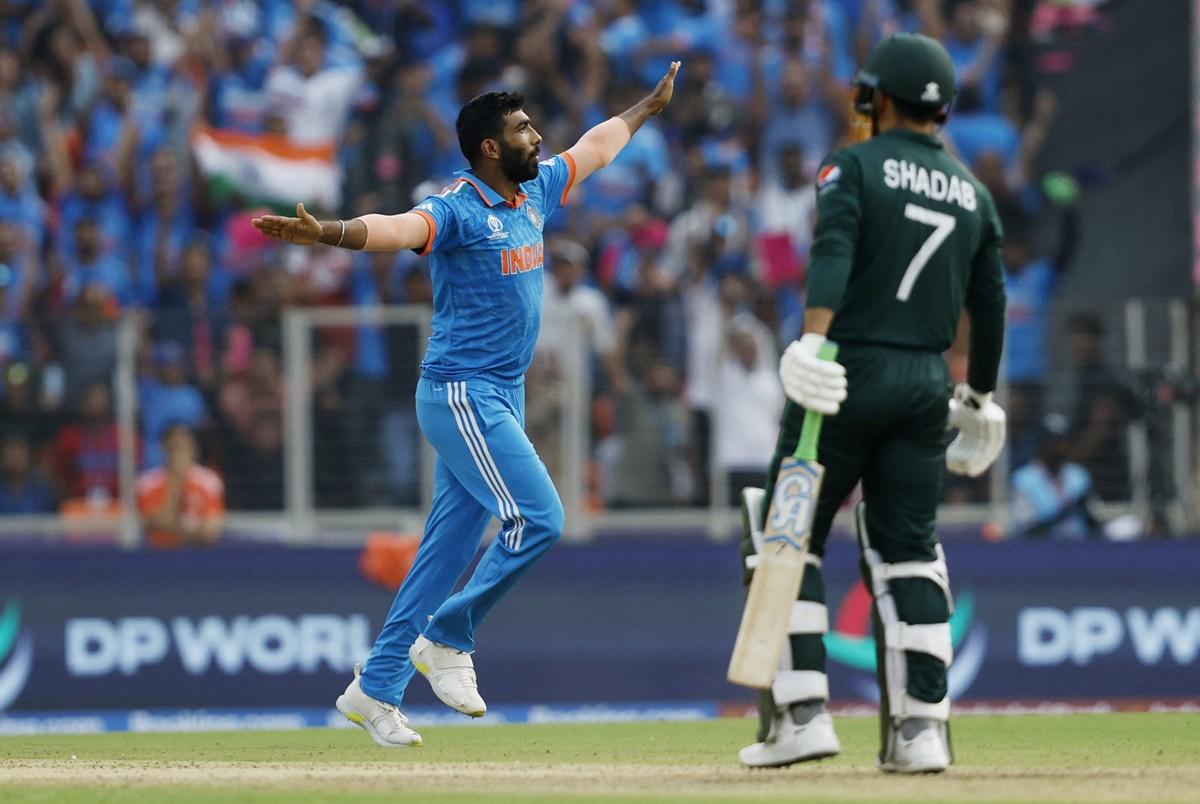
778,333,848,416
946,384,1006,477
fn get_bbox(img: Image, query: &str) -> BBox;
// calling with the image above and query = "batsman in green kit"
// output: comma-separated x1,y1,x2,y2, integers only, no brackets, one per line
737,33,1007,773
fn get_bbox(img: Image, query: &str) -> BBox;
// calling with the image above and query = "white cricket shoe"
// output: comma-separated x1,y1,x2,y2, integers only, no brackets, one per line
739,704,841,768
880,718,950,774
409,635,487,717
336,664,422,747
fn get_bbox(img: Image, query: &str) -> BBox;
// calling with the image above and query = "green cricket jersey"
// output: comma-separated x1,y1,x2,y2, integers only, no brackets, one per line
806,128,1007,392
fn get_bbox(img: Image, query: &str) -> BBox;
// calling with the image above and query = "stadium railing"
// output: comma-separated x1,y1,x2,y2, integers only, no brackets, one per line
0,299,1193,547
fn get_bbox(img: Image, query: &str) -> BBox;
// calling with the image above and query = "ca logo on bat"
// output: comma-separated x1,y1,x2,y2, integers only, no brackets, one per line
764,467,817,551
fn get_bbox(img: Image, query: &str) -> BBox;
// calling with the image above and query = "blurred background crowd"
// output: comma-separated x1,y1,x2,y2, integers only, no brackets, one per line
0,0,1189,543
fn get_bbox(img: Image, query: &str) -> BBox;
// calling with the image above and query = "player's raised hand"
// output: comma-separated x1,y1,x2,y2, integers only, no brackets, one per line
647,61,681,115
252,203,323,245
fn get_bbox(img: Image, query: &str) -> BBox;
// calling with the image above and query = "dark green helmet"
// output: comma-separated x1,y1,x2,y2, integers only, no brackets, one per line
854,32,957,115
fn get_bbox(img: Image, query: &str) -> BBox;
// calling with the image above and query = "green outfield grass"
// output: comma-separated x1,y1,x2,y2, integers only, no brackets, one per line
2,713,1198,802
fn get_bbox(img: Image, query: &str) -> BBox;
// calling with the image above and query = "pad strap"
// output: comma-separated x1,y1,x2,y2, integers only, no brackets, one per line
772,670,829,705
884,621,953,666
745,552,821,571
868,546,954,613
856,503,952,723
789,601,828,635
899,694,951,721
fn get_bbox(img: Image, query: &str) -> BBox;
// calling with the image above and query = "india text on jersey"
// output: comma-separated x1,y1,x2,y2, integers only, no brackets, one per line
500,243,544,276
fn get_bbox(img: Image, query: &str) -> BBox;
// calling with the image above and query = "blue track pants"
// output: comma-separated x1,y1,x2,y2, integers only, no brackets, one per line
358,376,563,705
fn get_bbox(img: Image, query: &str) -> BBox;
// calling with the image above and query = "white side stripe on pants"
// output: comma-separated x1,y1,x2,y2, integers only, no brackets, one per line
454,382,525,551
447,382,513,544
453,382,526,551
447,382,526,550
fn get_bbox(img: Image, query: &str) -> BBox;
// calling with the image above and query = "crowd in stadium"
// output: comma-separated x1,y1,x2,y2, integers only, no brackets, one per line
0,0,1129,537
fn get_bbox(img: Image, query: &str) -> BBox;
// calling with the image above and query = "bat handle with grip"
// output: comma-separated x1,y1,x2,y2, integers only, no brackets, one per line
794,341,839,462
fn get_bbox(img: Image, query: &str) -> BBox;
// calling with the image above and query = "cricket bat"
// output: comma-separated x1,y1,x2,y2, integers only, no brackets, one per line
727,342,838,689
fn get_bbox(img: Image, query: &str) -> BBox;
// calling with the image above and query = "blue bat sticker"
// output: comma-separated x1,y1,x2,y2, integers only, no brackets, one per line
764,459,821,551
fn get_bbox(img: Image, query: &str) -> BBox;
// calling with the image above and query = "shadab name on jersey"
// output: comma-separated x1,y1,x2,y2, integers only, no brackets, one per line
882,158,977,212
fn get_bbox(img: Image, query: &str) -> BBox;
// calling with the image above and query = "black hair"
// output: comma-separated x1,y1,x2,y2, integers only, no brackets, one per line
1003,213,1031,246
891,95,943,125
955,86,982,115
1067,312,1105,339
230,278,255,302
456,91,525,165
297,16,329,46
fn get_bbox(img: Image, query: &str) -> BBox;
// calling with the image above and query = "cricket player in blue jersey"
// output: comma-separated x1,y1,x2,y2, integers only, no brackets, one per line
253,62,680,747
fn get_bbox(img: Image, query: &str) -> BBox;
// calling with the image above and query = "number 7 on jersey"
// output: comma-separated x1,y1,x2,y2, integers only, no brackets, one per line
896,203,956,302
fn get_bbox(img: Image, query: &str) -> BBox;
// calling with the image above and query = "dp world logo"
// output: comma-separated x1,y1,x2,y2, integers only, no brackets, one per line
0,598,34,711
823,582,987,700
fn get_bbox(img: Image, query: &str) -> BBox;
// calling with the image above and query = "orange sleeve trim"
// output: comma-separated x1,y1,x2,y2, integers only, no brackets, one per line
560,151,577,207
411,209,437,256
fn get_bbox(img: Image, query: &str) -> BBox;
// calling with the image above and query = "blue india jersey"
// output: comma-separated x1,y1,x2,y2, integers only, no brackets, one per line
1003,259,1056,383
410,155,576,381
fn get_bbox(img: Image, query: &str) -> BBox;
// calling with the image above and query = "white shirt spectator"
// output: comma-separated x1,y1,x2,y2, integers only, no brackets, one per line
265,64,363,145
539,279,615,359
538,239,615,361
683,279,721,412
713,314,784,473
756,180,816,256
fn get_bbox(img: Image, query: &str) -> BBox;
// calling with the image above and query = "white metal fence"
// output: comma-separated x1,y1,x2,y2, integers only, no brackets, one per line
1,299,1194,546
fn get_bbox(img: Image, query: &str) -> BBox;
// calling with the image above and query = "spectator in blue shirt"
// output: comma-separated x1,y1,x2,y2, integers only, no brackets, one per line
58,163,132,263
84,68,135,179
1002,200,1079,468
579,83,672,223
140,341,208,468
0,432,57,514
388,2,456,64
632,0,720,88
0,150,43,251
457,0,521,30
63,218,133,306
0,47,41,152
154,239,229,393
759,58,834,182
206,36,273,134
132,149,194,306
0,222,32,326
59,283,119,407
599,0,649,84
944,87,1019,169
1012,413,1098,540
711,4,760,103
0,262,24,365
942,0,1005,112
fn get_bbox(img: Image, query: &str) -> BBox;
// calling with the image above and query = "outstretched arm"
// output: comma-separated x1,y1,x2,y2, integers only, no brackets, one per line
563,61,680,184
252,203,432,253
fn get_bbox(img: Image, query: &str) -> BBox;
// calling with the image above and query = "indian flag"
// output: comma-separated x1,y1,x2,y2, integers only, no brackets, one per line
191,127,340,212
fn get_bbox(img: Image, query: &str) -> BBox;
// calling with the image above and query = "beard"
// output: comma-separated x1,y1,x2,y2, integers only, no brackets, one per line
500,141,540,183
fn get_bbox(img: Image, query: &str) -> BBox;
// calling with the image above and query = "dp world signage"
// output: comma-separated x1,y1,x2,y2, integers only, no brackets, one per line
0,550,395,712
64,614,373,677
0,541,1196,713
818,541,1199,703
